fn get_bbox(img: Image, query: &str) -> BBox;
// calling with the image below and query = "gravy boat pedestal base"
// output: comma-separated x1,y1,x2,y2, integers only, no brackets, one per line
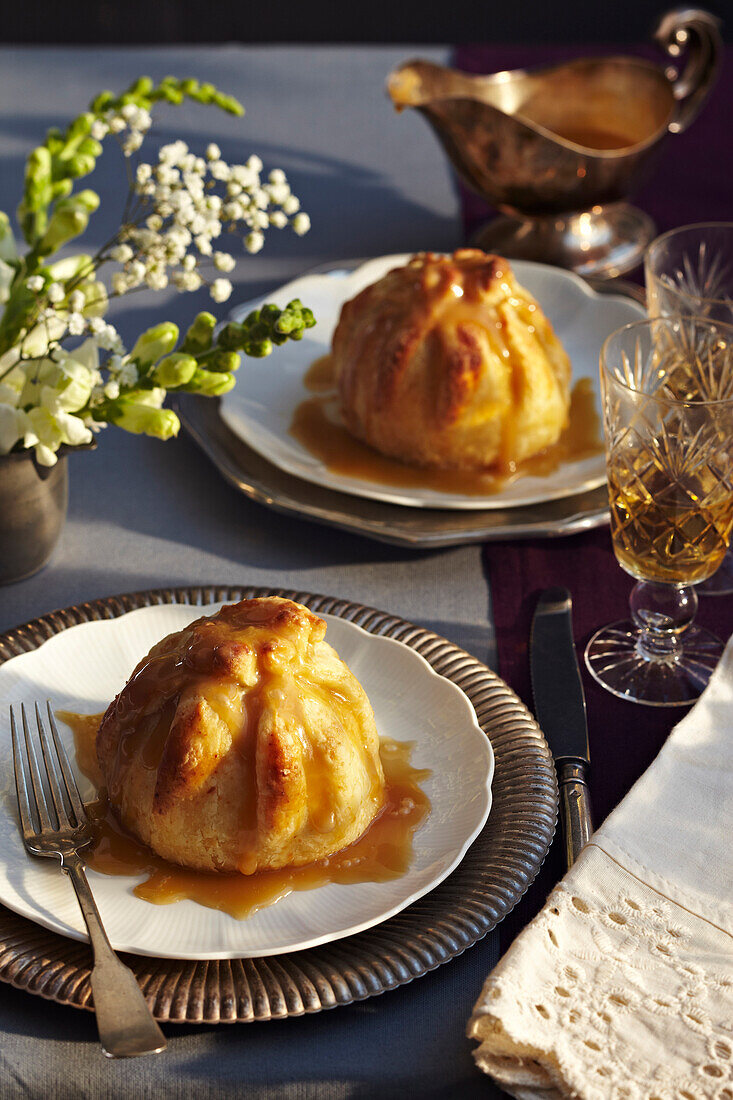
472,203,656,279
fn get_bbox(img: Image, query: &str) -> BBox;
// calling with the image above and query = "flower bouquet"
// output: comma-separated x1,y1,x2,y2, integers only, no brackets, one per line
0,75,314,468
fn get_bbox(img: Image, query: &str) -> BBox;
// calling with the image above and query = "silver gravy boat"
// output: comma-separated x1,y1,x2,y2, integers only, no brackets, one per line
387,9,722,277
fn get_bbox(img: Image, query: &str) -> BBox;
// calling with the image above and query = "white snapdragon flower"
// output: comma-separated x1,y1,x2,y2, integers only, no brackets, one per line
292,212,311,236
210,278,232,303
26,275,44,293
0,405,26,455
213,251,235,272
245,231,265,254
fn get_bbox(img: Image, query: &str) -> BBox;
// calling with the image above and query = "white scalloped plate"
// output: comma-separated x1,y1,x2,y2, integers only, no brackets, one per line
222,255,644,510
0,603,493,959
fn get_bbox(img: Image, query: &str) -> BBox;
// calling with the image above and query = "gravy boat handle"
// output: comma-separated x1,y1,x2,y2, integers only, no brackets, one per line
655,7,723,134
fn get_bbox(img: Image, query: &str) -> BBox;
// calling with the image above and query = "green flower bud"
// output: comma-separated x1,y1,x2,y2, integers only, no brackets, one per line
244,339,273,358
126,76,154,97
128,322,179,370
66,113,94,141
47,253,93,281
37,190,99,254
50,180,73,200
64,154,97,180
153,352,197,388
217,321,245,351
90,90,115,113
107,400,180,439
184,368,236,396
204,349,240,373
0,213,16,263
77,137,103,159
180,311,216,354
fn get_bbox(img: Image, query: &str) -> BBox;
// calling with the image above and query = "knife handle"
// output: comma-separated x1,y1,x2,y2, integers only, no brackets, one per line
557,759,593,868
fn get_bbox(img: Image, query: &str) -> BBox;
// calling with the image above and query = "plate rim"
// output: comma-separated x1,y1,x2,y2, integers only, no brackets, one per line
0,602,494,959
221,254,642,511
0,585,557,1022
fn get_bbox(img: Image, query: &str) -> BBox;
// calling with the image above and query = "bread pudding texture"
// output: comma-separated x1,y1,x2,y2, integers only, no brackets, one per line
334,250,572,471
96,598,385,874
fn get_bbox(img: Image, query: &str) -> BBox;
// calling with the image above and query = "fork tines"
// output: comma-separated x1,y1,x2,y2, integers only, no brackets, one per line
11,702,87,842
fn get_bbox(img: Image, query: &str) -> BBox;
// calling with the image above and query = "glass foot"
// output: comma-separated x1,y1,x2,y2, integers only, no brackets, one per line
698,549,733,596
585,621,724,706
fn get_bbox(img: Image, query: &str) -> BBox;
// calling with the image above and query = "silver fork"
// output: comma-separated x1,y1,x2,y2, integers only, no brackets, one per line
11,701,167,1058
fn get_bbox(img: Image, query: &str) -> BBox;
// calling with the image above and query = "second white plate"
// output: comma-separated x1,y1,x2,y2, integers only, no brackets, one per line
222,255,645,510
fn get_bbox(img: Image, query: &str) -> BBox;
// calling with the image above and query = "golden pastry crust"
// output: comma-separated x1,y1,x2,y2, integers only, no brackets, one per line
334,249,572,471
96,598,385,874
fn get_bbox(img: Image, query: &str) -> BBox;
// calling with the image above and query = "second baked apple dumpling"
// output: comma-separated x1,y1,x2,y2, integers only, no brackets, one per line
334,249,572,471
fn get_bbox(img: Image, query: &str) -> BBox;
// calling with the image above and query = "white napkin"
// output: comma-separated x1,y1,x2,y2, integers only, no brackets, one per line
468,635,733,1098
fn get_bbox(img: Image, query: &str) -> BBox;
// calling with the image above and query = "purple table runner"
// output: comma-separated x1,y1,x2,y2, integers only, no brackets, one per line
483,530,733,948
451,42,733,945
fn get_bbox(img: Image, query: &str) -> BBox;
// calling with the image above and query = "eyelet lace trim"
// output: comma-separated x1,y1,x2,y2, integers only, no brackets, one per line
468,846,733,1099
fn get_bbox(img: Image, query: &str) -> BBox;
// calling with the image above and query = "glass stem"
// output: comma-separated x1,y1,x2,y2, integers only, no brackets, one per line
630,580,698,662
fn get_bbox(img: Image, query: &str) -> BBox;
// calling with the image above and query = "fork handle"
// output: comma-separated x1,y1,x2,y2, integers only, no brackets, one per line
63,856,167,1058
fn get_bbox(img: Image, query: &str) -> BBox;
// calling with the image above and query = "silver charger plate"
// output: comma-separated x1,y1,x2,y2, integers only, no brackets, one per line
0,586,557,1023
176,392,610,548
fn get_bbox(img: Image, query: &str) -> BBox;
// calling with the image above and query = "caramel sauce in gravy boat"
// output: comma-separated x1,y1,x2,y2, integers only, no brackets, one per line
388,9,721,277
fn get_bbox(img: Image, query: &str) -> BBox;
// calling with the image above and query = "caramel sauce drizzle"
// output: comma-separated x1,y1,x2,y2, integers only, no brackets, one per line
290,355,602,497
58,711,431,921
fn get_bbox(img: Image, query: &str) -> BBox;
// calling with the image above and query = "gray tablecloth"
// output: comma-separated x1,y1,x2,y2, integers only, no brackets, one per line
0,46,502,1097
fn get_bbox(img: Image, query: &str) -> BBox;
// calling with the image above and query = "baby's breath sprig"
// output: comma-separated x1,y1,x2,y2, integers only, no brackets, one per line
0,77,314,467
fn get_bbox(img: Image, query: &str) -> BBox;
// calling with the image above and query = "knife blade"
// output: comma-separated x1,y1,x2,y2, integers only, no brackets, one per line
530,587,593,869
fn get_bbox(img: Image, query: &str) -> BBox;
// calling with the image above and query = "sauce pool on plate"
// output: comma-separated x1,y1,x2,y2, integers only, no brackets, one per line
289,354,603,496
57,710,432,920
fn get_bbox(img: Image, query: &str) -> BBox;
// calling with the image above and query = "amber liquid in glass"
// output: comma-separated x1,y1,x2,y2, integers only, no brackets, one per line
608,450,733,584
58,711,432,920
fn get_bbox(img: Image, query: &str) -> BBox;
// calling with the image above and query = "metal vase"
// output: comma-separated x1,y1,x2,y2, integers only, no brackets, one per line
0,450,68,585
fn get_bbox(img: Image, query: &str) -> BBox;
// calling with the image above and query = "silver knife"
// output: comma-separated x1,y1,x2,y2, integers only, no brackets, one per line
530,587,593,869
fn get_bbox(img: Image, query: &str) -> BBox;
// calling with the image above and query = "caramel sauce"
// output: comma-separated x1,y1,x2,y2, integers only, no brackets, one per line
292,356,602,496
58,711,431,920
550,124,635,150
